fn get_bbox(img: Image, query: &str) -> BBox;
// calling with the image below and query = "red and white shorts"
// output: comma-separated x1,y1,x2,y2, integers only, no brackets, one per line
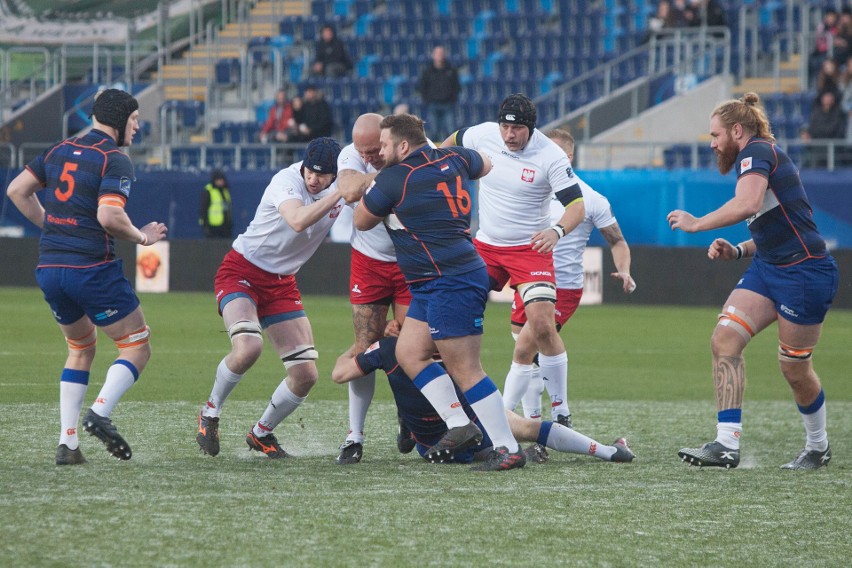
349,248,411,306
474,239,556,291
511,288,583,328
214,249,304,318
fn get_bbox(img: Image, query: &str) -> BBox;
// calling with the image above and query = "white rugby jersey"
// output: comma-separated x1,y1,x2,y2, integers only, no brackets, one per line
458,122,579,247
338,142,397,262
552,177,617,289
233,162,344,275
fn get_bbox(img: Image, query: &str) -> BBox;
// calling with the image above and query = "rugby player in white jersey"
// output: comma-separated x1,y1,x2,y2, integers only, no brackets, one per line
442,94,585,428
196,138,347,459
333,113,413,464
511,131,636,450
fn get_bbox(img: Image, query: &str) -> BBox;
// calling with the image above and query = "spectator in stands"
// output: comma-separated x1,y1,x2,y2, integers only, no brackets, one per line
393,102,410,115
416,45,461,141
199,169,233,239
833,7,852,65
809,8,840,84
685,0,727,32
311,24,352,78
259,88,296,144
816,58,842,97
841,55,852,140
290,84,334,142
801,89,847,167
646,1,688,42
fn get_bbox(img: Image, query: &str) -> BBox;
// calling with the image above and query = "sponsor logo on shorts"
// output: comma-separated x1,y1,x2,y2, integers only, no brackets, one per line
474,317,483,328
238,279,251,288
521,168,535,183
529,271,552,277
780,304,799,318
429,326,439,335
351,284,362,294
216,289,224,300
94,309,118,321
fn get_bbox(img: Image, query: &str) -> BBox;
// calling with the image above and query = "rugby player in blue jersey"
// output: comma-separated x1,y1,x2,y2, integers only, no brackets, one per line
353,113,524,470
667,92,839,470
7,89,168,465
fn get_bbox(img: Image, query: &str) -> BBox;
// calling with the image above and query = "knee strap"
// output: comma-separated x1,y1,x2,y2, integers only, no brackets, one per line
66,327,97,351
227,320,263,343
519,281,556,306
281,345,318,369
717,306,756,342
779,341,814,363
115,326,150,349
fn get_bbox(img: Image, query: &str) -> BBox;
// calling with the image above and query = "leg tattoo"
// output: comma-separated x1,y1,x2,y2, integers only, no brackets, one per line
714,354,745,411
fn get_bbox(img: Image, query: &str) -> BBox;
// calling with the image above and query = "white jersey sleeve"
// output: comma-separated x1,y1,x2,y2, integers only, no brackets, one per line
337,143,396,262
552,177,616,289
233,162,344,275
461,123,579,247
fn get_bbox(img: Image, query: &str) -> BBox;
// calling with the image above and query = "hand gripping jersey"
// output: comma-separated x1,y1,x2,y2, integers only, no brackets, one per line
361,144,486,282
551,176,617,290
735,138,827,265
27,129,135,267
337,143,397,262
233,162,344,275
454,122,581,247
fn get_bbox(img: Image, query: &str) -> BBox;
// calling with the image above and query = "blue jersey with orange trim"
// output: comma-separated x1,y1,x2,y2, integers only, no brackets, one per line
27,129,135,267
361,144,485,282
355,336,476,447
736,138,827,265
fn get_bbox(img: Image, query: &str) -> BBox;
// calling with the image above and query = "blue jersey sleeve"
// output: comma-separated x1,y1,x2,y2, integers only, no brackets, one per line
355,336,399,375
736,141,774,179
362,168,405,217
448,146,485,179
26,148,50,184
100,152,135,200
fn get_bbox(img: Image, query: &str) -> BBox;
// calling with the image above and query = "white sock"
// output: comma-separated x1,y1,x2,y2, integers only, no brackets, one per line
203,358,243,418
539,351,569,418
465,377,519,453
715,422,742,449
502,362,533,411
59,374,88,449
90,360,138,418
254,378,305,435
800,394,828,452
346,372,375,443
413,363,469,429
521,367,543,419
542,421,616,460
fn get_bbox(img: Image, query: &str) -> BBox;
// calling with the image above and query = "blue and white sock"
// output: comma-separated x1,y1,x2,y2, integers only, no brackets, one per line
413,363,469,429
798,389,828,452
715,408,742,449
91,360,138,418
59,369,89,449
538,421,616,460
465,377,519,453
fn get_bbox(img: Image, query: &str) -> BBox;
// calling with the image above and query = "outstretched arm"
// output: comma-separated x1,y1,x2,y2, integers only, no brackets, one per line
279,187,343,233
667,174,766,233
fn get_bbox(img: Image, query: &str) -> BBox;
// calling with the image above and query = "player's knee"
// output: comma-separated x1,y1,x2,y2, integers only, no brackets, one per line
228,320,264,361
778,341,814,363
281,345,319,371
712,310,753,356
519,281,556,307
65,327,97,359
288,361,319,389
114,325,151,359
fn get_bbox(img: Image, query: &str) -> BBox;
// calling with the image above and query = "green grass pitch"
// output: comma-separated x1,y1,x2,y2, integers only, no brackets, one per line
1,287,850,566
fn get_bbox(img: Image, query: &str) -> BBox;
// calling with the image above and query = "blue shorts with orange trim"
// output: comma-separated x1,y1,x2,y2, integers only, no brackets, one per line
736,255,838,325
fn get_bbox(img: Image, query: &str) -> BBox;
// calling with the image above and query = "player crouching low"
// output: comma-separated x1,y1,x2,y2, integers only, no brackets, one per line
332,322,635,469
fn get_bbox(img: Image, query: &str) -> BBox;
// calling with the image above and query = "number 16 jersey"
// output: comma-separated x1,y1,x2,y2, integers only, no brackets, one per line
361,144,485,283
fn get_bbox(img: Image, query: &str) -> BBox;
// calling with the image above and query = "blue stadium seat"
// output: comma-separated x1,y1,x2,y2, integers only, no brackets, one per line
171,147,202,169
207,147,237,169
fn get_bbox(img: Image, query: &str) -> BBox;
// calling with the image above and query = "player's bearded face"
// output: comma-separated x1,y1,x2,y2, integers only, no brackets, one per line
499,123,530,152
714,128,739,175
379,130,402,167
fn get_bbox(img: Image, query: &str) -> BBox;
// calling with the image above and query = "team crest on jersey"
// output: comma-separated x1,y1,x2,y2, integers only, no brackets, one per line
119,177,131,195
740,157,752,173
521,168,535,182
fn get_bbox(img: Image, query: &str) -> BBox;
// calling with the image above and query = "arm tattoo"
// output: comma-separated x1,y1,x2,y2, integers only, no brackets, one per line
599,223,625,247
713,354,745,411
352,303,389,350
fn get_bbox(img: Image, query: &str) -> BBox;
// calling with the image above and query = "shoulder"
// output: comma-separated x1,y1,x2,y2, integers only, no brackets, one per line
461,122,497,146
268,163,307,197
338,143,367,173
